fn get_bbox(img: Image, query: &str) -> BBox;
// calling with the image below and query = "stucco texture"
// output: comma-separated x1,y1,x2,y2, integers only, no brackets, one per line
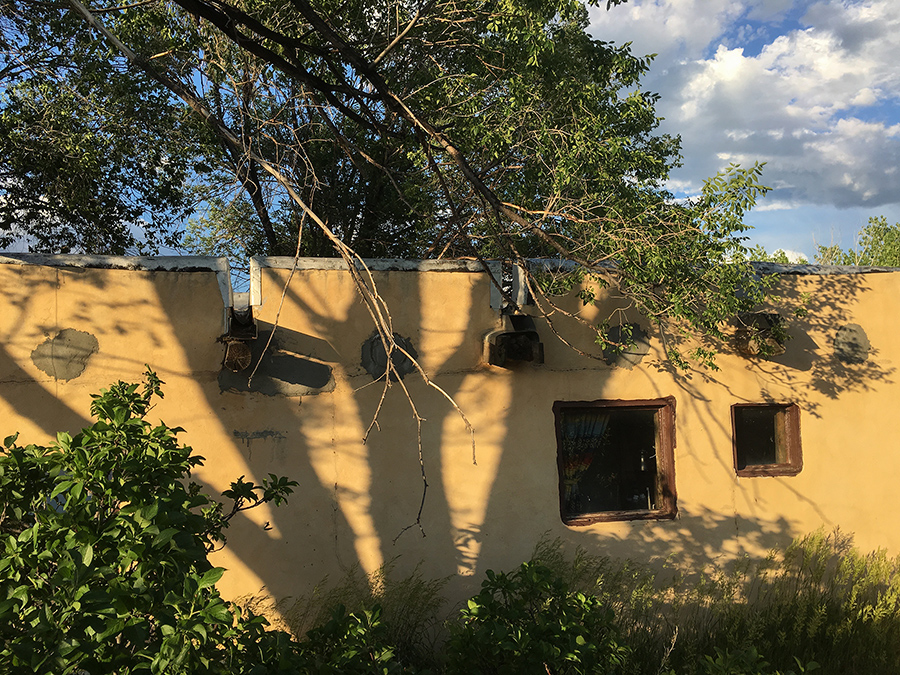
0,257,897,610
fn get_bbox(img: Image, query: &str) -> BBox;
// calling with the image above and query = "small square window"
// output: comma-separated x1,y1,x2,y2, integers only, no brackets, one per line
553,398,677,525
732,403,802,477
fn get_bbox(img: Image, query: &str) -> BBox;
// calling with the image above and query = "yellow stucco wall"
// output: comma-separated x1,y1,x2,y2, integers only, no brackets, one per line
1,255,897,608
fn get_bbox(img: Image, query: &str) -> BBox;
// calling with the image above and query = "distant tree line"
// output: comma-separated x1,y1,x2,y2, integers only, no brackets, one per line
750,216,900,267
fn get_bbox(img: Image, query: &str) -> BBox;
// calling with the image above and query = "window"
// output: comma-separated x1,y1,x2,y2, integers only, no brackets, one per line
553,398,677,525
731,403,802,477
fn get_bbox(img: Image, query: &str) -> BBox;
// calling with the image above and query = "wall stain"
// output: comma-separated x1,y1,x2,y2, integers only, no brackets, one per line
219,323,335,396
232,429,286,458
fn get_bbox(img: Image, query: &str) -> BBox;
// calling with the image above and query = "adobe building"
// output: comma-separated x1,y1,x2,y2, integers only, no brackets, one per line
0,253,896,607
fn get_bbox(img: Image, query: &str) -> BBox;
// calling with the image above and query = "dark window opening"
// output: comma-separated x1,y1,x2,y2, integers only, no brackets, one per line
732,403,801,477
554,398,677,525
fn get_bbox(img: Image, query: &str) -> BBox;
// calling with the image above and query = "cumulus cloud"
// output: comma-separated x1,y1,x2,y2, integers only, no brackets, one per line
777,248,810,262
588,0,900,212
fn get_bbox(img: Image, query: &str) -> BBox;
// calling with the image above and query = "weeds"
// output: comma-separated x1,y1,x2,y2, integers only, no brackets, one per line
241,530,900,674
279,560,449,671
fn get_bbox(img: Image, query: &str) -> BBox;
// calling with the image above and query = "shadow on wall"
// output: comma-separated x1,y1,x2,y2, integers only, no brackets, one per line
759,274,895,418
0,264,103,438
655,272,895,418
159,265,893,607
0,262,197,445
1,260,879,610
542,508,798,574
218,321,337,396
152,266,471,606
0,342,92,437
460,271,888,597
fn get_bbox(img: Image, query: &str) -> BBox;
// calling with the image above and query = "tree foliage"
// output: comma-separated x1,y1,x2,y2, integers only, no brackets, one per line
445,561,631,674
747,246,797,264
749,216,900,268
814,216,900,267
0,2,205,253
0,371,302,673
1,0,772,358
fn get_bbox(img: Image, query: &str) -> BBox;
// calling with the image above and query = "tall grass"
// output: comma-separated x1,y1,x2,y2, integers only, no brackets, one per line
240,530,900,674
533,529,900,674
280,560,449,670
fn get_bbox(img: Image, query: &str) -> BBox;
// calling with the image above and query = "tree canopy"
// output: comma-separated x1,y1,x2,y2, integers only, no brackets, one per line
1,0,771,359
749,216,900,268
814,216,900,267
0,2,203,253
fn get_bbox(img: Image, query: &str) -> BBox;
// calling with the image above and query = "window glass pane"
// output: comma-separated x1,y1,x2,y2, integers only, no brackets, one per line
731,403,801,476
733,406,779,468
560,407,659,517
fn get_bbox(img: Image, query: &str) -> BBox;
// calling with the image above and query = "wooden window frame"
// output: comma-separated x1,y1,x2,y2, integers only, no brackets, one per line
553,397,677,526
731,403,802,477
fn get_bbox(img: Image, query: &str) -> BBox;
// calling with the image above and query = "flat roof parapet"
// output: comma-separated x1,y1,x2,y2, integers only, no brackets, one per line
750,261,900,275
0,253,230,273
0,253,233,309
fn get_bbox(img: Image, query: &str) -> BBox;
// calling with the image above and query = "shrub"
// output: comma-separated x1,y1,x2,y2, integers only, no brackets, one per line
445,560,631,674
296,603,418,674
282,561,448,671
530,532,900,675
0,371,301,674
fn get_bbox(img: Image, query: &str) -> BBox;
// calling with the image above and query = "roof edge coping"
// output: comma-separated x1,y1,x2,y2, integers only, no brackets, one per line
0,254,233,312
250,256,900,276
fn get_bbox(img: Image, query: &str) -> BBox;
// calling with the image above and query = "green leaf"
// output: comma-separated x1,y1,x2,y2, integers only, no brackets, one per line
81,543,93,567
198,567,225,590
152,528,179,548
50,480,74,500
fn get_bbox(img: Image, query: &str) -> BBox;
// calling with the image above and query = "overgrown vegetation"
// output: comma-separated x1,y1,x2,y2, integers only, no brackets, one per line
3,375,899,673
0,371,302,673
526,532,900,674
270,531,900,675
815,216,900,266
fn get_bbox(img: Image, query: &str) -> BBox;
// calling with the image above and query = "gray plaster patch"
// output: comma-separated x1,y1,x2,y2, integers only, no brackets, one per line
219,353,334,396
31,329,99,381
602,324,650,368
361,333,418,380
834,323,870,364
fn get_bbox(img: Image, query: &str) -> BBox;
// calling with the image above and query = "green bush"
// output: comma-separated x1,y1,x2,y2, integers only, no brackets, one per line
0,371,301,674
445,561,631,674
283,561,447,672
296,604,418,674
529,533,900,675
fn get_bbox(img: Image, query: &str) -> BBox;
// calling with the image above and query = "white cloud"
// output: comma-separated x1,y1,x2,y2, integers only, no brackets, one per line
778,248,810,262
588,0,900,214
587,0,744,63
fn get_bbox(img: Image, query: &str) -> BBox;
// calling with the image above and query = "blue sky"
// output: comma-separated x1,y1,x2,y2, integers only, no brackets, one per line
588,0,900,261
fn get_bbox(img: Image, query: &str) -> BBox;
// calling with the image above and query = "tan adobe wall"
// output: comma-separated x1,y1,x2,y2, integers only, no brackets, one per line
1,254,897,609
